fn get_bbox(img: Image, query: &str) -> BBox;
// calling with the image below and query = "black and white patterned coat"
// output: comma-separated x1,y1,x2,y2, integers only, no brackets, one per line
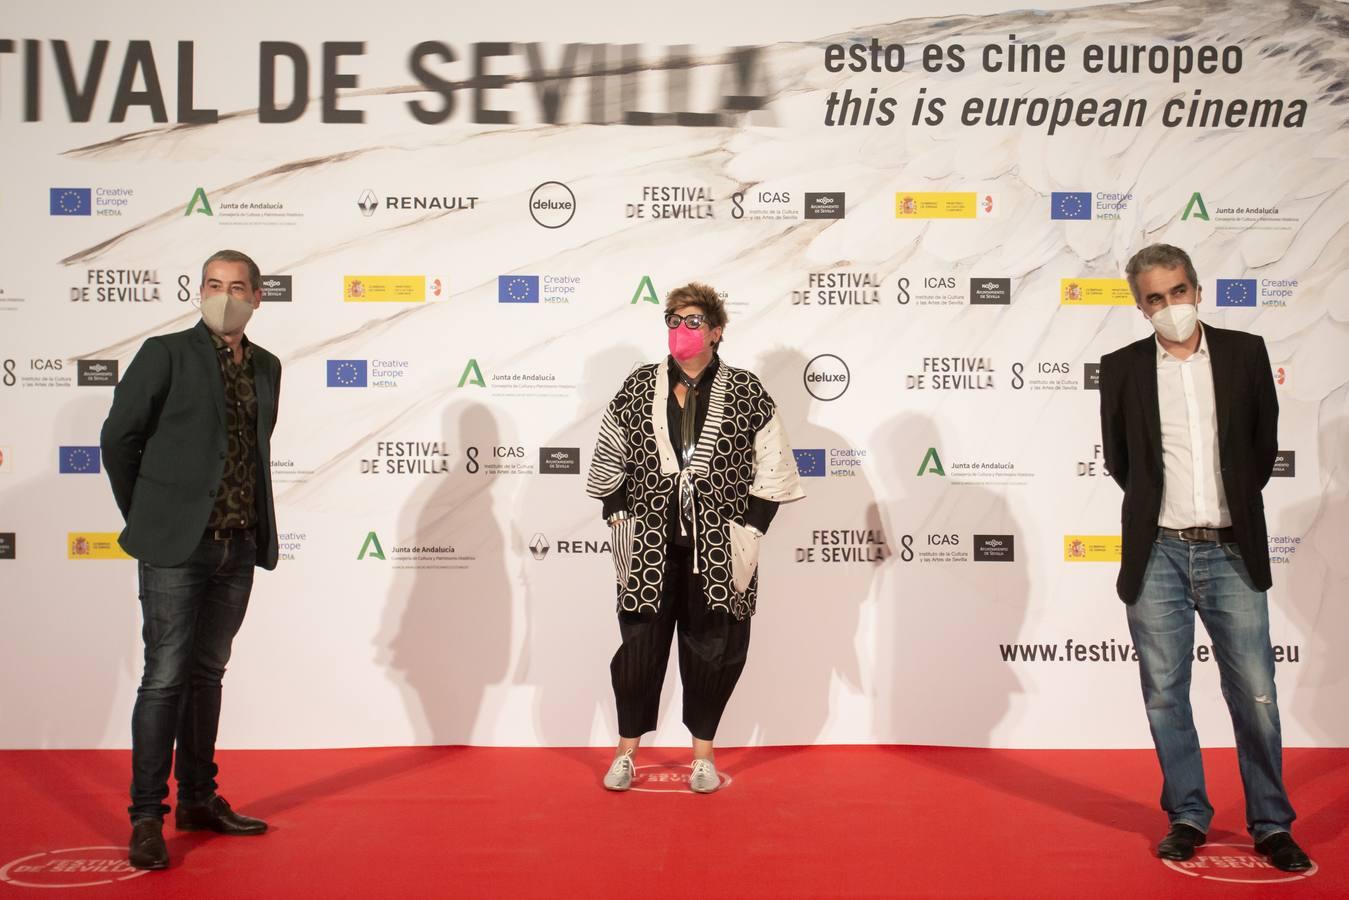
586,359,805,619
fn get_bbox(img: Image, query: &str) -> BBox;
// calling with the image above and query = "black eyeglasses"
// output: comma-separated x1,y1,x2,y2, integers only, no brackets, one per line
665,313,706,330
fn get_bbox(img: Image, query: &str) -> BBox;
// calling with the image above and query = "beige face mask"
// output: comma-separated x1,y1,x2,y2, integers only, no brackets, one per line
200,292,254,336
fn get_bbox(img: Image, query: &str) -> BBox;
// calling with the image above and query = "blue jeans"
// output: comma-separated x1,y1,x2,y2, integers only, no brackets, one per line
129,534,255,822
1126,534,1295,840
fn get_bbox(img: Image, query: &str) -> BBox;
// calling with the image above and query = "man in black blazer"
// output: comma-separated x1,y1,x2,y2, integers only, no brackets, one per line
101,250,281,870
1099,244,1310,872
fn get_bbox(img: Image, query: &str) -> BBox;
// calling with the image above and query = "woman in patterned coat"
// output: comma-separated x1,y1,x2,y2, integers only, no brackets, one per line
586,282,805,793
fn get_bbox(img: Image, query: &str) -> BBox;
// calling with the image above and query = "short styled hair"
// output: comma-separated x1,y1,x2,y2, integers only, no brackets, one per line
1125,244,1199,303
201,249,261,293
664,282,728,328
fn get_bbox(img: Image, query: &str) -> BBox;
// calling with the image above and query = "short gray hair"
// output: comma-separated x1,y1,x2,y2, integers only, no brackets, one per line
1125,244,1199,303
201,249,261,292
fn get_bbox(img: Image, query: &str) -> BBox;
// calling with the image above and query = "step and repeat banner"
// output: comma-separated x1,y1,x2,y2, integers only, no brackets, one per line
2,0,1347,749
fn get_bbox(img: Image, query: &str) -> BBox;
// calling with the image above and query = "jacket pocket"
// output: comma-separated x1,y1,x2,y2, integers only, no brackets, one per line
728,520,762,594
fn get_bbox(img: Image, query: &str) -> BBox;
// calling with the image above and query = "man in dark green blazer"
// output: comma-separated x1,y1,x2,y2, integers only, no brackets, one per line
101,249,282,871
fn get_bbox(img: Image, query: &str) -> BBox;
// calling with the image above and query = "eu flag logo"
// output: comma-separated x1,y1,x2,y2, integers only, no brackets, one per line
794,449,826,477
1050,192,1092,220
326,359,368,387
50,188,92,216
59,446,101,473
1216,279,1258,307
498,275,540,303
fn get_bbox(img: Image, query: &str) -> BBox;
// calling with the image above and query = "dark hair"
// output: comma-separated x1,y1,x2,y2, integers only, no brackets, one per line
201,249,261,293
1125,244,1199,303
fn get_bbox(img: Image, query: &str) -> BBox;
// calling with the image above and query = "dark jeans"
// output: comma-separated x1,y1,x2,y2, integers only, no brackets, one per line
1126,534,1296,840
129,533,255,823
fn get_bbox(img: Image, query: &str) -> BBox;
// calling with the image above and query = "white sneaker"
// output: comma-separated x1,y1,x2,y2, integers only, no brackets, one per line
603,750,636,791
689,758,721,794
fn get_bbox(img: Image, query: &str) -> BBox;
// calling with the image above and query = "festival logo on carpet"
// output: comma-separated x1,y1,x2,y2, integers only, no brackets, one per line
630,763,733,794
0,847,148,888
1163,843,1318,884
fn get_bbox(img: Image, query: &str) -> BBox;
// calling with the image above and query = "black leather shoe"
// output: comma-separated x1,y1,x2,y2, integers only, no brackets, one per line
128,819,168,870
175,795,268,835
1157,823,1206,861
1255,832,1312,872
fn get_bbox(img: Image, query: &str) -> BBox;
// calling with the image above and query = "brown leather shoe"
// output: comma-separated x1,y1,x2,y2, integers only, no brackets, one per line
175,795,268,835
128,819,169,870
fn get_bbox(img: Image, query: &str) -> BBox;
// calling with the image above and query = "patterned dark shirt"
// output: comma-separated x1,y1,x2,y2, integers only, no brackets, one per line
207,332,259,529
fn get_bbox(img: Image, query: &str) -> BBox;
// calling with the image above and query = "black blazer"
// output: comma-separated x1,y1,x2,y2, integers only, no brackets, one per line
1099,323,1277,603
100,320,282,569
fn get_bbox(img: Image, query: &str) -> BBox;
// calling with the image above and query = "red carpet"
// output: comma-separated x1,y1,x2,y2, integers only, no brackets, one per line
0,747,1343,898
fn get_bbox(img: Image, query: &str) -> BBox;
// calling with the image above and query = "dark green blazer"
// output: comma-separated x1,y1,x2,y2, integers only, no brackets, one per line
100,320,282,569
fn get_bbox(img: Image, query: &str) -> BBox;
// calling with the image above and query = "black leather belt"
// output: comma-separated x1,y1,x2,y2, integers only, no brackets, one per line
1158,526,1236,543
204,527,255,542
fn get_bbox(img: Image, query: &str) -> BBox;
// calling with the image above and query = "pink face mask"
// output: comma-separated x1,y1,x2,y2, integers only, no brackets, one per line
669,326,707,361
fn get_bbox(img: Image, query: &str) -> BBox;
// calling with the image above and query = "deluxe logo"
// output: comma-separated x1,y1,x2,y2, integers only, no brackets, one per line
358,531,386,561
530,181,576,228
1163,842,1318,884
67,533,131,560
973,534,1015,562
1272,451,1296,477
499,275,540,304
794,448,826,477
803,354,850,401
969,278,1011,305
326,359,368,388
1217,278,1257,308
58,446,101,474
1050,191,1091,220
1060,278,1132,306
260,275,292,302
0,532,14,560
539,447,580,474
529,533,550,560
0,846,149,888
1063,535,1122,562
76,359,119,386
184,186,214,216
344,275,425,303
49,187,92,216
804,192,845,219
631,275,660,305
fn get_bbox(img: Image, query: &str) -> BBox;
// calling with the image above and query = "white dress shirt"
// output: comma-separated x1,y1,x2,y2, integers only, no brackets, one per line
1156,325,1231,528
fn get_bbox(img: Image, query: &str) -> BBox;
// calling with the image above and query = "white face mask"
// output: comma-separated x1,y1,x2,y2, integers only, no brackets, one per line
200,292,254,336
1149,302,1198,342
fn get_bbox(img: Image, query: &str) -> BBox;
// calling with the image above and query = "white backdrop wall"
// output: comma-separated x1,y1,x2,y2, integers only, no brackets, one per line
2,0,1347,749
